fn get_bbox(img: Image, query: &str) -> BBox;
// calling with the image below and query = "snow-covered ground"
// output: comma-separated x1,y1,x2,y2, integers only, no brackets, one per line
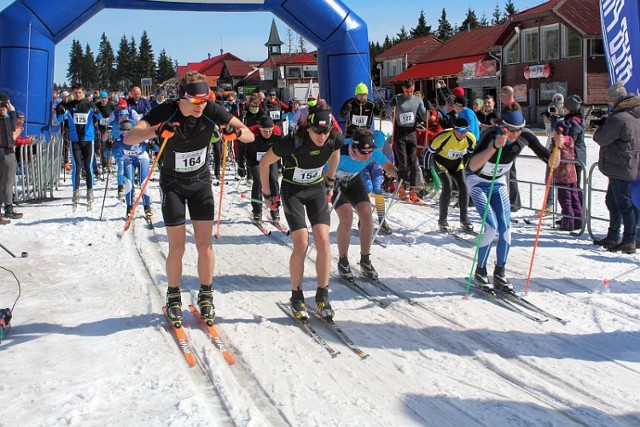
1,124,639,426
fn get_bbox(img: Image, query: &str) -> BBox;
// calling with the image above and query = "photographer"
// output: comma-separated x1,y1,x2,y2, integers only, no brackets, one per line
0,96,22,221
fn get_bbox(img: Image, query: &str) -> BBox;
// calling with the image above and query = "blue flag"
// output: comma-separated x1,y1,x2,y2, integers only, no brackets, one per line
600,0,640,94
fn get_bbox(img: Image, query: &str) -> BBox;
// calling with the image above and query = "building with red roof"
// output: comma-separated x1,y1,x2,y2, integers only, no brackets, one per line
374,35,442,88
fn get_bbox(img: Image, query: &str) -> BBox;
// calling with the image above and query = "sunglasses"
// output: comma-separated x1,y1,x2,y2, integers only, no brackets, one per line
357,148,374,155
455,126,469,133
504,125,524,132
184,96,208,105
311,126,330,134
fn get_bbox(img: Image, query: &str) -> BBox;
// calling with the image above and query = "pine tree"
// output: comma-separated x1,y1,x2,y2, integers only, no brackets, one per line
297,34,307,53
285,28,294,54
459,8,480,32
138,31,155,86
83,43,98,90
492,2,504,25
96,32,116,90
129,36,140,89
156,49,176,84
116,35,133,92
436,8,454,41
479,12,489,28
395,25,409,42
504,0,517,17
67,39,84,85
382,35,393,51
410,9,431,38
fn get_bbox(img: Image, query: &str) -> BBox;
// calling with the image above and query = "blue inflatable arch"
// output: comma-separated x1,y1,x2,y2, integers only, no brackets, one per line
0,0,370,136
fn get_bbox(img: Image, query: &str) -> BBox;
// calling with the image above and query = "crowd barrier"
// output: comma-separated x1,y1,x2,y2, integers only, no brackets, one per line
512,155,607,239
13,133,65,203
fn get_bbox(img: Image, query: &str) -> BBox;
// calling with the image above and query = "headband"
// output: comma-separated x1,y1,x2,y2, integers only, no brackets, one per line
180,81,210,99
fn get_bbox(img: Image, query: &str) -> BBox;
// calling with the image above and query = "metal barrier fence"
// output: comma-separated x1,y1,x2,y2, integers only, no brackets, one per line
511,155,605,238
13,133,65,202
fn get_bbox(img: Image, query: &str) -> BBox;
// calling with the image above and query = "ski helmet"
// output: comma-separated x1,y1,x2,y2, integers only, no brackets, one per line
355,82,368,96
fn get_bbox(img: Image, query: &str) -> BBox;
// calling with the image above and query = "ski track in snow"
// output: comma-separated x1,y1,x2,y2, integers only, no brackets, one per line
2,130,640,425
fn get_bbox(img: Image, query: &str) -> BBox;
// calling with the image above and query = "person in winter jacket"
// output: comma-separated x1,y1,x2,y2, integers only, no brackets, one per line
563,94,587,201
593,82,640,254
549,120,583,231
0,97,23,221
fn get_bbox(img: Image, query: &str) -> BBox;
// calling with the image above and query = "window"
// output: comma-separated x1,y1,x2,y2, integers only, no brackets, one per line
286,66,301,78
541,24,559,60
562,25,582,57
522,28,539,62
590,37,605,56
303,65,318,78
504,35,520,64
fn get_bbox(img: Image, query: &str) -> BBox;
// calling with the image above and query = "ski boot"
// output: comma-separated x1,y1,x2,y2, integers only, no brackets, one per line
493,265,513,293
197,285,215,325
398,186,409,201
359,254,379,281
87,189,94,211
474,266,494,291
338,256,354,281
438,219,450,233
409,189,421,203
72,189,80,211
315,286,334,321
252,211,262,225
460,221,474,233
4,205,23,220
270,209,281,225
378,220,392,236
126,205,133,219
290,290,309,322
117,185,125,202
144,205,152,220
165,288,183,327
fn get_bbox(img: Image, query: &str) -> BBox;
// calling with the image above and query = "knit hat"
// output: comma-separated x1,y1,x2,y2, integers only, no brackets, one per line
453,95,467,107
607,81,627,101
451,86,465,97
309,108,332,132
352,130,374,151
552,93,564,104
258,115,274,128
100,90,108,98
565,95,582,113
16,111,25,118
553,119,572,136
473,98,484,108
454,117,469,128
117,98,128,108
354,82,368,96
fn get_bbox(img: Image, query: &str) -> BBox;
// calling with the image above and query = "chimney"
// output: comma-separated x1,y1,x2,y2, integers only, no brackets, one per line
220,48,224,55
208,52,211,59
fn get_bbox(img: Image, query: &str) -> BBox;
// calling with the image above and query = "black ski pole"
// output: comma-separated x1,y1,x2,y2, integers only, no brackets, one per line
0,242,17,258
99,158,112,221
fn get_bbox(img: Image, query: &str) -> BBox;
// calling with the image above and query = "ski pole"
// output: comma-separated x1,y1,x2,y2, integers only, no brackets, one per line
120,132,172,238
214,135,233,239
525,146,559,294
464,147,503,298
371,178,403,243
99,156,112,221
0,242,17,258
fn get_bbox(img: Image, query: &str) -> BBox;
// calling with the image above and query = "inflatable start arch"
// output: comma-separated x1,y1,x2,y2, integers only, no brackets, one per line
0,0,370,136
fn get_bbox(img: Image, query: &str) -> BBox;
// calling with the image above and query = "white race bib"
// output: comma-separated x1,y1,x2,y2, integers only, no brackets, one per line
398,111,415,126
292,166,324,184
73,113,89,125
480,161,513,177
336,170,358,181
351,114,367,127
99,118,110,126
446,149,466,160
256,151,266,162
269,110,281,120
124,148,140,157
175,147,207,172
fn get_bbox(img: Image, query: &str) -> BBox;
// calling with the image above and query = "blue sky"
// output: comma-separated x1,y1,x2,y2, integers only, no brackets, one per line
0,0,543,84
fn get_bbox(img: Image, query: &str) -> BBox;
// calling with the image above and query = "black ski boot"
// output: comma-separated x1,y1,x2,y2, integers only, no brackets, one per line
126,205,133,218
338,256,354,281
474,266,494,291
493,265,513,293
197,285,215,325
4,205,23,220
117,185,125,202
460,221,474,233
315,286,334,321
438,219,450,232
252,211,262,225
378,220,392,235
144,205,152,219
165,288,183,327
270,209,280,225
359,254,379,281
290,290,309,322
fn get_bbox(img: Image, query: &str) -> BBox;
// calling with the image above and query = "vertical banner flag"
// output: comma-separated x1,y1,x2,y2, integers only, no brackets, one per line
600,0,640,94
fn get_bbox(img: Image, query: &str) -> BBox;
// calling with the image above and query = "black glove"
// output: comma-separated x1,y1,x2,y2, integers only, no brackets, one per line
105,141,113,150
155,121,179,138
325,177,336,195
262,192,277,210
237,167,246,178
222,125,242,140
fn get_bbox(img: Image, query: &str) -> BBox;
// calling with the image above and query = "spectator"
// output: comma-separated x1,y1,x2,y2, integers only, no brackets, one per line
593,81,640,254
563,94,586,201
480,95,499,130
549,120,583,231
453,95,480,141
150,91,167,108
0,96,23,220
13,111,35,169
127,86,152,117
